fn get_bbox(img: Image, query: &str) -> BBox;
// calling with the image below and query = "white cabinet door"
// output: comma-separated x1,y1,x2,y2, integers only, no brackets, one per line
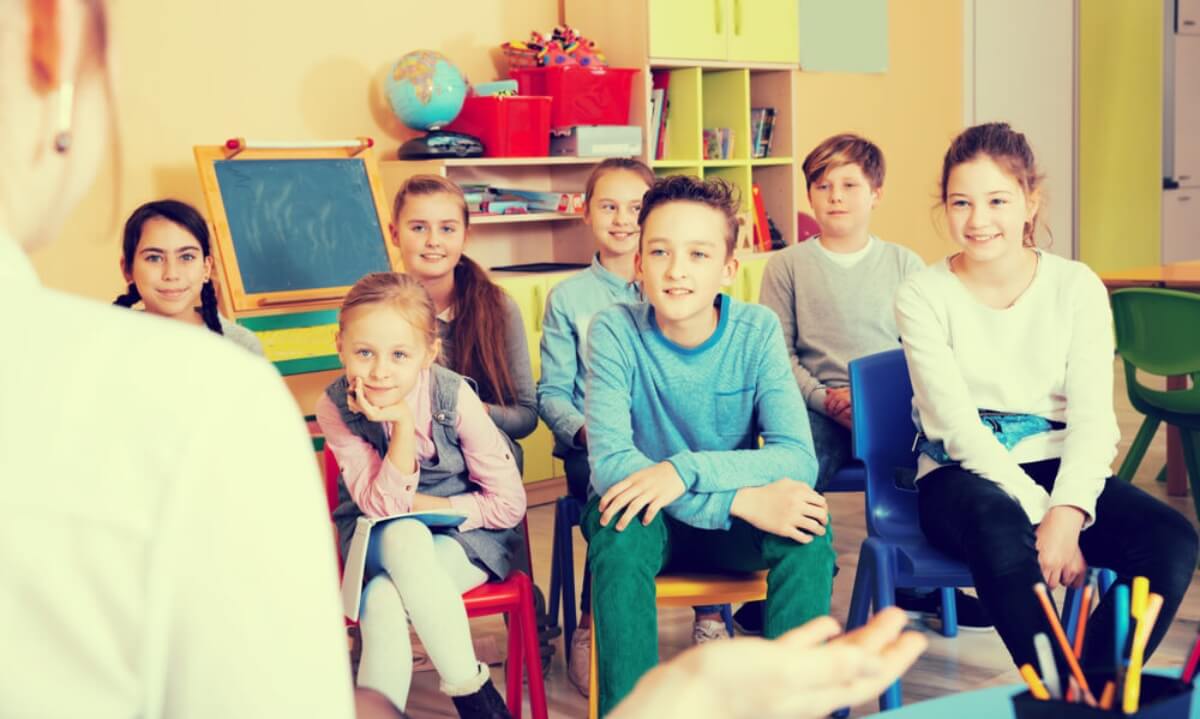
1179,0,1200,34
1163,189,1200,263
1175,36,1200,186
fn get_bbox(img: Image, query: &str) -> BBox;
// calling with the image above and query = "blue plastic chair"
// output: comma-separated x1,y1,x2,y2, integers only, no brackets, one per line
844,349,977,711
843,349,1117,710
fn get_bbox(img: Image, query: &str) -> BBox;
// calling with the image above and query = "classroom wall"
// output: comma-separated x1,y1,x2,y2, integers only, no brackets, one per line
793,0,963,262
29,0,559,300
1078,0,1163,271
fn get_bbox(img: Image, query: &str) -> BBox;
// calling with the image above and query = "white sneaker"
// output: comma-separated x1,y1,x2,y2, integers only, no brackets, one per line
567,626,591,697
692,618,730,644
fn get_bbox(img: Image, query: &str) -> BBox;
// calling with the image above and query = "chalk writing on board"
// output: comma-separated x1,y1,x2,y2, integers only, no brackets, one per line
214,158,391,294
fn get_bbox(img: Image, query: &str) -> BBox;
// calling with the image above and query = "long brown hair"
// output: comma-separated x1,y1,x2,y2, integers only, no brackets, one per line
392,175,516,404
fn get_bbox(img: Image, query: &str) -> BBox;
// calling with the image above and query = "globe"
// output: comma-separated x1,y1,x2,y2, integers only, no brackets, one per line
385,50,468,132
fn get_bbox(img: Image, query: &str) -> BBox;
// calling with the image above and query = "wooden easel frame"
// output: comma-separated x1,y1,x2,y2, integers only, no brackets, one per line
193,142,401,316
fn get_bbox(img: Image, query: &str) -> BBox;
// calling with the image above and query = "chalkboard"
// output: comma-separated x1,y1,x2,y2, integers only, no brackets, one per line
213,158,392,295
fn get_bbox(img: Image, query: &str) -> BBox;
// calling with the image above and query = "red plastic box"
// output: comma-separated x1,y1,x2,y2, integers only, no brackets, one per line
509,66,638,129
446,95,551,157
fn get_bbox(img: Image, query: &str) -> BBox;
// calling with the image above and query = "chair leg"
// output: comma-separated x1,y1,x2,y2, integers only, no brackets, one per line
938,587,958,638
1179,428,1200,527
846,542,874,631
1155,464,1168,483
1118,417,1161,482
588,596,599,719
561,550,579,656
865,542,902,712
721,603,735,636
548,501,564,627
518,574,549,719
505,598,524,718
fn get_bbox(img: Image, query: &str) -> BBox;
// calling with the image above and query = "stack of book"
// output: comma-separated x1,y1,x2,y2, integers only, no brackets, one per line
750,107,777,159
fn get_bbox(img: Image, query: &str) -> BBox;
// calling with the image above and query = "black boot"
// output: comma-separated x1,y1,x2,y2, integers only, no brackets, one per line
448,667,512,719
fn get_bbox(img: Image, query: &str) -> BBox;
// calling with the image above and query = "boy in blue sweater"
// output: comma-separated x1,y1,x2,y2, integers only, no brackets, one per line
583,176,835,716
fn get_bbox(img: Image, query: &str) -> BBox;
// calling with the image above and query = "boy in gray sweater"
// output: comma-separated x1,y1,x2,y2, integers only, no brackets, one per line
751,133,991,631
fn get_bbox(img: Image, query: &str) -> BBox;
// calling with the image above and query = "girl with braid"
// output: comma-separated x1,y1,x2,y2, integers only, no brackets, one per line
113,199,263,356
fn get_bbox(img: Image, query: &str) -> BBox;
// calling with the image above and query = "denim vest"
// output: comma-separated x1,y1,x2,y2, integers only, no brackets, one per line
326,364,521,580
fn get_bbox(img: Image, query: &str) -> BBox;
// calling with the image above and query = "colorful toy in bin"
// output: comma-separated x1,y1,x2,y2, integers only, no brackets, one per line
501,25,608,71
386,50,484,160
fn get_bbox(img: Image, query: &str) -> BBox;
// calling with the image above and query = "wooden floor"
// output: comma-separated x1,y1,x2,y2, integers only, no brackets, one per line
402,361,1198,717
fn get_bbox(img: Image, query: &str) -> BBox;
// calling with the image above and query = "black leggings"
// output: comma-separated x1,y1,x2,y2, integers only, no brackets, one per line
917,459,1198,675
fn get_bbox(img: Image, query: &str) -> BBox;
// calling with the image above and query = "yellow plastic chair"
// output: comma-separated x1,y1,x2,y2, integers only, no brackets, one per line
588,571,768,718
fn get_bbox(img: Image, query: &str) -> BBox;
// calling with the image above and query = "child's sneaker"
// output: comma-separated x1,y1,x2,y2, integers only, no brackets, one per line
567,627,591,697
691,618,730,644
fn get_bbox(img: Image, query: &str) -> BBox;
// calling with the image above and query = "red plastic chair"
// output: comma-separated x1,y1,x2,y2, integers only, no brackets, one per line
322,447,548,719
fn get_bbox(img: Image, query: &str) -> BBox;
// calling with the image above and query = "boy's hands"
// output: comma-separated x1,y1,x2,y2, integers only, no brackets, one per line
599,461,686,531
730,478,828,543
824,387,853,429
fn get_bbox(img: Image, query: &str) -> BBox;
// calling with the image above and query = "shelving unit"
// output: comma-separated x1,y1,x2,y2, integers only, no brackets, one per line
567,0,802,247
378,158,603,271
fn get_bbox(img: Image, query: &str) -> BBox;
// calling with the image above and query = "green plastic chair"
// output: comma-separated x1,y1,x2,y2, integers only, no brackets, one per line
1111,288,1200,517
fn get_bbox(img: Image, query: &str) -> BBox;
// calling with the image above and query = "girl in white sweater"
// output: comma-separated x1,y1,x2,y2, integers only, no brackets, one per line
895,122,1196,677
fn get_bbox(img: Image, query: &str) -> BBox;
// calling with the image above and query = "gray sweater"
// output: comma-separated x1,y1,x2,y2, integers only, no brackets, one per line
437,292,538,440
758,237,924,414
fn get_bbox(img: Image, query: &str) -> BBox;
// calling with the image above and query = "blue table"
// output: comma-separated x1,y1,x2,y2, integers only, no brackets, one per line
865,670,1196,717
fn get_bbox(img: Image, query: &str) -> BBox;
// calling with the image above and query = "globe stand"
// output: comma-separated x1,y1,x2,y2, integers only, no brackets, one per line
397,130,485,160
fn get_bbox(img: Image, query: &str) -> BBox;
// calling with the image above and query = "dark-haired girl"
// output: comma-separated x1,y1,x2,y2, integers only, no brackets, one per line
389,176,537,457
114,199,263,356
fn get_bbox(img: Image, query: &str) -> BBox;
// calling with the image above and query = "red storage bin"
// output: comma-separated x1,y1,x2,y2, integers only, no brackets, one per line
509,66,638,129
446,95,551,157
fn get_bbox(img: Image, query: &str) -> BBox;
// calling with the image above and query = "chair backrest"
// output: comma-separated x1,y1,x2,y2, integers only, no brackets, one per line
797,212,821,242
1111,288,1200,378
322,446,341,517
849,349,921,542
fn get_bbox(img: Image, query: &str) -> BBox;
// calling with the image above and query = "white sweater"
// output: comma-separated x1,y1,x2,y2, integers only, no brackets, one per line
894,252,1119,526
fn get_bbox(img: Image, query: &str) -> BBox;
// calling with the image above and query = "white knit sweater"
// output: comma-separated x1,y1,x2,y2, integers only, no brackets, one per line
895,252,1119,527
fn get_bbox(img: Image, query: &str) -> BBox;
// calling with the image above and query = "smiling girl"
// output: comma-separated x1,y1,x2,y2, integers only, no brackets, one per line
390,176,537,459
113,199,262,355
316,272,526,718
895,122,1197,678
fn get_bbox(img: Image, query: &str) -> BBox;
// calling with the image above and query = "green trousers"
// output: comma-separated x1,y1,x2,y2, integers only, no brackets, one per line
582,496,835,716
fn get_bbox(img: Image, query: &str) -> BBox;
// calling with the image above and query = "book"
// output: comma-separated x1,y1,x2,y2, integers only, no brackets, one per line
750,107,771,158
751,183,771,252
652,70,671,161
762,108,777,157
649,88,665,159
341,511,468,620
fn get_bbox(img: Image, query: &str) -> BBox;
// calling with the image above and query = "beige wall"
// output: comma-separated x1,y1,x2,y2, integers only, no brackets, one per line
794,0,963,262
31,0,559,300
35,0,966,286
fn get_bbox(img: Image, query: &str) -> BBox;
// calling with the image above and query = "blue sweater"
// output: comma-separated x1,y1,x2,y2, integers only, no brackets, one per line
585,293,818,530
537,254,642,452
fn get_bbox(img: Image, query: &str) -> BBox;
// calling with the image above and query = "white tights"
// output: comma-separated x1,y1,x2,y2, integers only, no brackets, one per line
357,519,489,710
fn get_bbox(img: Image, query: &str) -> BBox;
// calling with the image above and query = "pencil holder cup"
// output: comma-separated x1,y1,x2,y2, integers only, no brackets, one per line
1011,674,1193,718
